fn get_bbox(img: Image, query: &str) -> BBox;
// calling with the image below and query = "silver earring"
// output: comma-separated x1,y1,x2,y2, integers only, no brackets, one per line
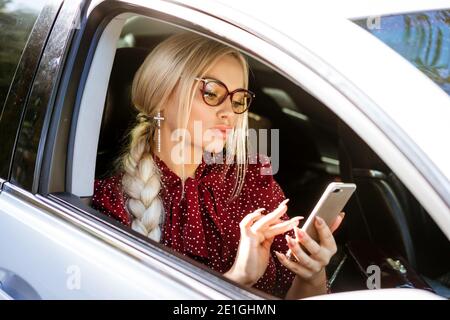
153,111,164,152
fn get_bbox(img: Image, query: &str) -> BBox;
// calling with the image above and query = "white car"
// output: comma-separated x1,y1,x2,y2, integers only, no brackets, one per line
0,0,449,299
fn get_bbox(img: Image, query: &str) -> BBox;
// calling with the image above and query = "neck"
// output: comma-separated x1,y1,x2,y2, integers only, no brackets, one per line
155,125,203,180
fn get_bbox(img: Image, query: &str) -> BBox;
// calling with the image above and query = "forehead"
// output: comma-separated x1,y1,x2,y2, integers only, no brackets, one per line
203,55,245,90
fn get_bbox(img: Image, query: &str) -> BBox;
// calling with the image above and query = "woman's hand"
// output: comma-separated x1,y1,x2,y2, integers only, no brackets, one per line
225,199,303,286
275,212,345,287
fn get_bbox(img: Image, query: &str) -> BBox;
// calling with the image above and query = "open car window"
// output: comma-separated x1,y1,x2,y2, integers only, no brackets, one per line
31,5,450,299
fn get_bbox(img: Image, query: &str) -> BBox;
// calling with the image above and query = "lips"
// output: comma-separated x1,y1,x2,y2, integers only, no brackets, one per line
213,125,232,131
212,125,232,138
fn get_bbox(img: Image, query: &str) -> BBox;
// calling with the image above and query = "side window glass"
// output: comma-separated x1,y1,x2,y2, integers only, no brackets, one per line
0,0,46,109
0,0,47,180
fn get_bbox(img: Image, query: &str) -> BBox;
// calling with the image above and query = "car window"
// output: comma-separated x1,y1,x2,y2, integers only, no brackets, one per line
352,9,450,96
0,0,46,111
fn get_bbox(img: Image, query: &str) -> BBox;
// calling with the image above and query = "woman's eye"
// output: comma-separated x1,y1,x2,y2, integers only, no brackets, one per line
204,91,217,98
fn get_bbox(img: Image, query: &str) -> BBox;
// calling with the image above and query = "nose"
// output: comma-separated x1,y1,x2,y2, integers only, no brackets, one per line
216,97,235,120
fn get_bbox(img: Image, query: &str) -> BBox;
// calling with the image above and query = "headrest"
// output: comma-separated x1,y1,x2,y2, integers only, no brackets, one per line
96,47,150,178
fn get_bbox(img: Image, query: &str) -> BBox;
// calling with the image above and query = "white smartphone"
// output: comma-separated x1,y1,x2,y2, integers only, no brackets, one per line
285,182,356,260
301,182,356,241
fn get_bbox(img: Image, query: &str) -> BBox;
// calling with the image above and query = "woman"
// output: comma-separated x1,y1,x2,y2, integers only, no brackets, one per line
92,32,344,299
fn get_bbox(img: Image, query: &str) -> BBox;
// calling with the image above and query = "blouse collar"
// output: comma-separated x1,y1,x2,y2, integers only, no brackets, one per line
152,154,209,188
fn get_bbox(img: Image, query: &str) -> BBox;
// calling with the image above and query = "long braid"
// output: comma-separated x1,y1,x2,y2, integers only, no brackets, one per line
122,121,164,242
119,33,251,241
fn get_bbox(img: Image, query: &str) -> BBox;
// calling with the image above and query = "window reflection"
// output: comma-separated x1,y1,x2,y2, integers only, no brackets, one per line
0,0,46,109
353,10,450,96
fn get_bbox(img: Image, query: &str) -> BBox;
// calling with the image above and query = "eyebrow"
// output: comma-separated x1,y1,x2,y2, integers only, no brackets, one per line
203,75,221,82
202,75,244,90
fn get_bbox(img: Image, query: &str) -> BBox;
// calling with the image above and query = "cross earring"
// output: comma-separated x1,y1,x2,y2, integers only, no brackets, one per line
153,111,165,153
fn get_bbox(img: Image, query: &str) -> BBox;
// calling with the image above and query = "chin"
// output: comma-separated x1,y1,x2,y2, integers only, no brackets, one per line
203,139,225,154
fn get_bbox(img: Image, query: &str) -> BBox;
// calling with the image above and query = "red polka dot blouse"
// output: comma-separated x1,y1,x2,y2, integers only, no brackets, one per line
92,154,296,298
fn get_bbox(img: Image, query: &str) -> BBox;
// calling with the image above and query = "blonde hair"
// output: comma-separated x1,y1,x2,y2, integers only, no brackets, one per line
120,32,250,242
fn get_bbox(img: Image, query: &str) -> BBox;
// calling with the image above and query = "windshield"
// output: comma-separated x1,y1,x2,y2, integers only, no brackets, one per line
353,9,450,96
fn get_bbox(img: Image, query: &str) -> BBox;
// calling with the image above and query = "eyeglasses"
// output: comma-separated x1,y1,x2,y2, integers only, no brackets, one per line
195,77,255,114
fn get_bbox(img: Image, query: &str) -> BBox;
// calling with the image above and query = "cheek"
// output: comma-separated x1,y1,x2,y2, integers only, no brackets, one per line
188,103,226,152
187,101,211,144
162,104,178,134
186,96,240,152
189,100,207,123
230,114,238,127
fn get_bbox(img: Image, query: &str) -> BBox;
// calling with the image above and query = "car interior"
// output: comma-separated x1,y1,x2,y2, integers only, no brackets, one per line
73,14,450,297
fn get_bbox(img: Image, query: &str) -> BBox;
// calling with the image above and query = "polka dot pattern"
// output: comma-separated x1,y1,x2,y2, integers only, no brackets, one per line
92,154,296,298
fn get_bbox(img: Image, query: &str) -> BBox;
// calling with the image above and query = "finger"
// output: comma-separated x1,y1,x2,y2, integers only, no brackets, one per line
251,199,289,232
330,211,345,233
315,216,337,254
274,218,283,224
286,235,323,273
269,216,287,227
294,226,331,264
294,226,321,256
264,216,303,238
239,208,265,230
274,251,315,279
251,205,287,233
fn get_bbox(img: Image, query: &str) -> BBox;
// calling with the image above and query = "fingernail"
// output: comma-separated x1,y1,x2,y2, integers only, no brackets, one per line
297,228,304,240
291,218,301,225
280,199,290,206
286,235,296,246
290,222,299,229
285,234,292,243
316,216,323,226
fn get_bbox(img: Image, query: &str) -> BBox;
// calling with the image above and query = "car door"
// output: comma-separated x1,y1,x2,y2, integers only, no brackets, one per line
0,0,268,299
0,0,60,300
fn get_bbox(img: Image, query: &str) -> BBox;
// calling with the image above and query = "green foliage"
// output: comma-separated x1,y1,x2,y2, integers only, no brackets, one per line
0,0,40,108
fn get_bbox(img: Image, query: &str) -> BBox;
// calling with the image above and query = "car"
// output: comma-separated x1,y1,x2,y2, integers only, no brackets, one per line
0,0,449,299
